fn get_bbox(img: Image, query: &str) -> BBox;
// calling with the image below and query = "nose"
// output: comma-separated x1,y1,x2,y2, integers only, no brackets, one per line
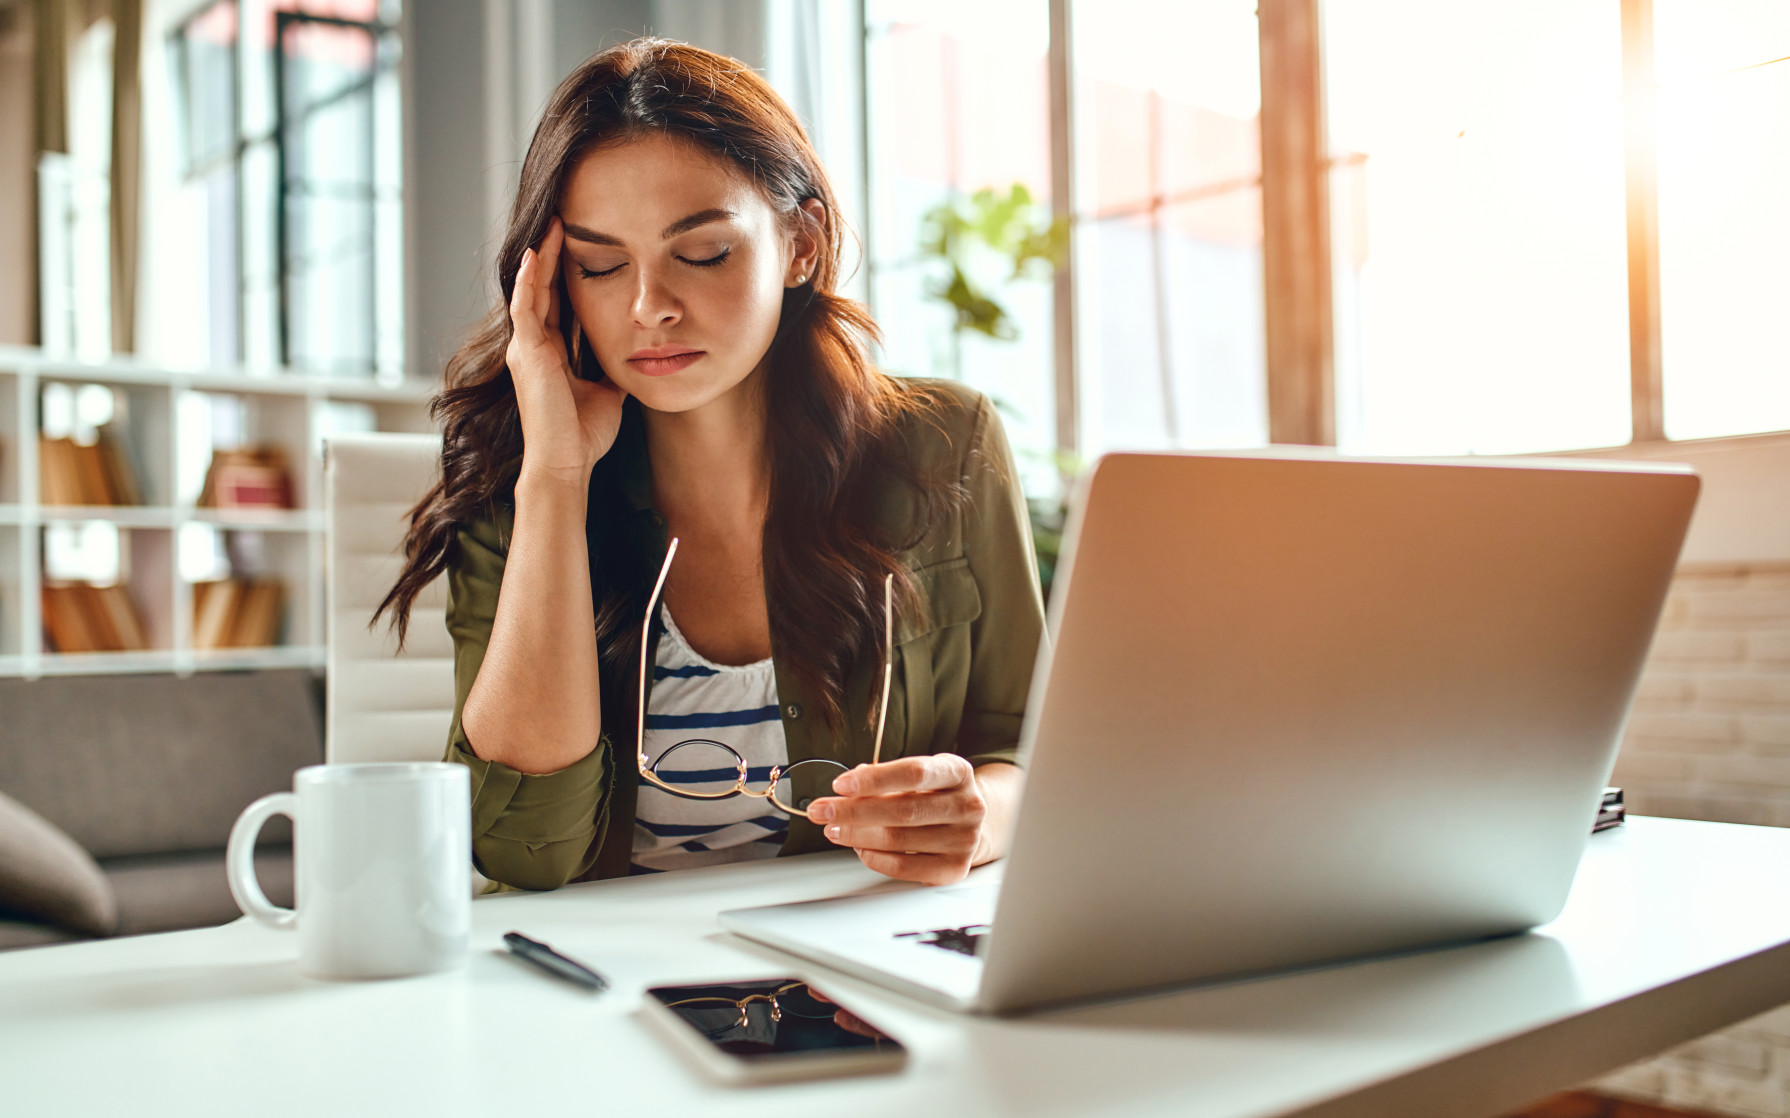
631,266,683,329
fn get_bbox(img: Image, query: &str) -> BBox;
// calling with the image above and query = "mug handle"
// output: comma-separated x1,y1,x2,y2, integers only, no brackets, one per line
227,792,298,929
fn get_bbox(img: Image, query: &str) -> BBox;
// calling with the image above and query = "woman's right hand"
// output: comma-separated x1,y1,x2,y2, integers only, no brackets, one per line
507,216,627,482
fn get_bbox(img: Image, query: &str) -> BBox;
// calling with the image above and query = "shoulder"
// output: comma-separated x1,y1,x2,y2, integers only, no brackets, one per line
870,376,1026,566
884,376,997,480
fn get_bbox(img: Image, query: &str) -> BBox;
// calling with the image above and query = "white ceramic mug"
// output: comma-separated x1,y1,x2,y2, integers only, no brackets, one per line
227,762,471,979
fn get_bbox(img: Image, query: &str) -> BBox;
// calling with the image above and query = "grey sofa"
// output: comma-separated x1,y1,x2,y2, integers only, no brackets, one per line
0,670,322,950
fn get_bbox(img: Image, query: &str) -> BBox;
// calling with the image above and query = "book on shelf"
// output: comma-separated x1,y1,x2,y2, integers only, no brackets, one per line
98,432,141,505
38,426,142,506
231,582,285,648
197,448,294,511
42,584,150,653
192,578,286,649
38,438,82,505
192,579,239,650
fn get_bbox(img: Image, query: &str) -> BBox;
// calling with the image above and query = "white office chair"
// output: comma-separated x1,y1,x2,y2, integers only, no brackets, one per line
323,433,457,764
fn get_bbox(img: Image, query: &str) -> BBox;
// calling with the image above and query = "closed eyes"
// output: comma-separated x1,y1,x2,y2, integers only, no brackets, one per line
576,247,732,280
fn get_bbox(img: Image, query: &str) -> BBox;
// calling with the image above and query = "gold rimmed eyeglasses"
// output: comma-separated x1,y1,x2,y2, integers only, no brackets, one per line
660,979,838,1039
636,537,894,821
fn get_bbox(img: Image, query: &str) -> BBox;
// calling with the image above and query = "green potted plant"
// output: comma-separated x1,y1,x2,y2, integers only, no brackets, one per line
917,184,1074,598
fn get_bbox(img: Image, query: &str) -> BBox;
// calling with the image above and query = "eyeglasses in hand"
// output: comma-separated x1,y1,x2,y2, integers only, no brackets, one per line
635,537,894,821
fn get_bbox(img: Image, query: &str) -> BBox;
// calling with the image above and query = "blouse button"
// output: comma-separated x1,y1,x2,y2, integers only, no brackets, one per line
784,703,803,721
796,796,815,811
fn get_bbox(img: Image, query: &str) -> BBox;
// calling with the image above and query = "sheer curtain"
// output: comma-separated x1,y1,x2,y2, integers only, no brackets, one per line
30,0,142,354
110,0,141,354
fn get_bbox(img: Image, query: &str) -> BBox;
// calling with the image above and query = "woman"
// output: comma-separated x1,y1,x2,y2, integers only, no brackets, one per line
379,39,1044,891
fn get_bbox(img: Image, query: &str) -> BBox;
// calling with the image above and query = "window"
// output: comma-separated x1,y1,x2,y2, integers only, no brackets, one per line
38,17,118,360
871,0,1789,461
1070,0,1266,455
863,0,1058,491
274,9,404,377
169,0,403,380
1654,0,1790,440
1324,0,1632,455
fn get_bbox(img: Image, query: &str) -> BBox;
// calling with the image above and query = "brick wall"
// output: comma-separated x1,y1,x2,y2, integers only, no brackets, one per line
1611,562,1790,826
1591,561,1790,1117
1595,1005,1790,1118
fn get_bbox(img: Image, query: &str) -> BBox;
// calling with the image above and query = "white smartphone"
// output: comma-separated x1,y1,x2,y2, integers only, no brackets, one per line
642,977,908,1085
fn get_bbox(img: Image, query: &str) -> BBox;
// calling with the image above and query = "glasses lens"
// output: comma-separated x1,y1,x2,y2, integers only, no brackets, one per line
648,739,747,799
669,998,753,1038
768,758,851,816
775,983,835,1019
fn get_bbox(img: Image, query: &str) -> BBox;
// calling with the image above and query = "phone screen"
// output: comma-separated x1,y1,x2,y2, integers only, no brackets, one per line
646,978,905,1062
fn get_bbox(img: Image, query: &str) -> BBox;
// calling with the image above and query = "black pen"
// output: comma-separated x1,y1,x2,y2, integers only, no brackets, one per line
503,931,611,992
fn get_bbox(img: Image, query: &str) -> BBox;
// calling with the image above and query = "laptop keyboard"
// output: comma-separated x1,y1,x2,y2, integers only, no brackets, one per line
894,924,990,957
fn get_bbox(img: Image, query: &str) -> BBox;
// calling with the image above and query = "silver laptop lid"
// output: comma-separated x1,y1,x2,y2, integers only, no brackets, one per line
978,451,1698,1012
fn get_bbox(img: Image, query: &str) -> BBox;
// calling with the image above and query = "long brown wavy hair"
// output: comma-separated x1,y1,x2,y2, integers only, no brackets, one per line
376,38,956,737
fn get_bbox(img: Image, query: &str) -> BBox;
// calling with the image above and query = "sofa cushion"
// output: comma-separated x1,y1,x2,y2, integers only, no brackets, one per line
0,671,323,859
104,847,295,937
0,788,119,935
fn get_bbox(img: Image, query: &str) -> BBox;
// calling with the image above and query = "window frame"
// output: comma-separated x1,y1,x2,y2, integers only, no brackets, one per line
167,0,399,376
1041,0,1785,454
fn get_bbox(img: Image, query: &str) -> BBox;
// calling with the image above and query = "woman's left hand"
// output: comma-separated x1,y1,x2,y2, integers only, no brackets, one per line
806,756,993,885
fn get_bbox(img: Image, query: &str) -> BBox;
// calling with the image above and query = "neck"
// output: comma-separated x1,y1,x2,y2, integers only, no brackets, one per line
644,373,771,534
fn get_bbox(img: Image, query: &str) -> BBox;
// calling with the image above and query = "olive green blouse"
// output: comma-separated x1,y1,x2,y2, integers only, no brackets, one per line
442,379,1046,890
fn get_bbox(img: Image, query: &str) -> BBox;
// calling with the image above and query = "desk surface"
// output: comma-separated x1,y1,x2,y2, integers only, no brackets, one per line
3,816,1789,1118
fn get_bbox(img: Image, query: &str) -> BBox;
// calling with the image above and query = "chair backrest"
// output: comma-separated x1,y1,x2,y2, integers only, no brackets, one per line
324,433,455,763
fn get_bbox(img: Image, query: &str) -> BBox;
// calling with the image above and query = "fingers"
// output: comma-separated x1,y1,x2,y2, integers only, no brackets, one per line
508,218,566,351
810,756,988,886
509,249,543,345
822,821,979,855
536,216,564,273
832,754,974,797
831,1007,883,1040
810,786,981,829
854,847,973,887
539,217,564,335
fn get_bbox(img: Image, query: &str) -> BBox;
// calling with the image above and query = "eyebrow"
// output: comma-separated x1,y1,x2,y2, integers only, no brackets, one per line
561,208,737,247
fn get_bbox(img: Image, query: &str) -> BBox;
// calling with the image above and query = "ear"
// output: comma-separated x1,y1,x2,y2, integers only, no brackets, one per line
786,197,827,288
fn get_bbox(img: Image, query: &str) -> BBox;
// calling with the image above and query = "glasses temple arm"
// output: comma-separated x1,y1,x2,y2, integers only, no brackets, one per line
872,573,893,766
639,538,681,766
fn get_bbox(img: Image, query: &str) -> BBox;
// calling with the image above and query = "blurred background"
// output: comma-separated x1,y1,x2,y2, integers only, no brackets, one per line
4,1,1786,467
0,2,1788,1109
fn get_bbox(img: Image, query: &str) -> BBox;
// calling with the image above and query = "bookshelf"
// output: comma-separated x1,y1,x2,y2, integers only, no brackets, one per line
0,346,435,678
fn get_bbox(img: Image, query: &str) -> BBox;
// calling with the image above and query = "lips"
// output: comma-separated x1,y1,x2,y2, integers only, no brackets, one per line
627,346,705,377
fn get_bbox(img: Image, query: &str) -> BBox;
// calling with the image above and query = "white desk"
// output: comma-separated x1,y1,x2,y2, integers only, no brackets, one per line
3,816,1789,1118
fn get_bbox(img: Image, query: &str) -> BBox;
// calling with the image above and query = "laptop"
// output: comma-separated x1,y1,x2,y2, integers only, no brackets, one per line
721,450,1700,1015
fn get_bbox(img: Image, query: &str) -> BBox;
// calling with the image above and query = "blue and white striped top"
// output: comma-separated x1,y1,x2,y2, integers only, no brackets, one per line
630,607,789,874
